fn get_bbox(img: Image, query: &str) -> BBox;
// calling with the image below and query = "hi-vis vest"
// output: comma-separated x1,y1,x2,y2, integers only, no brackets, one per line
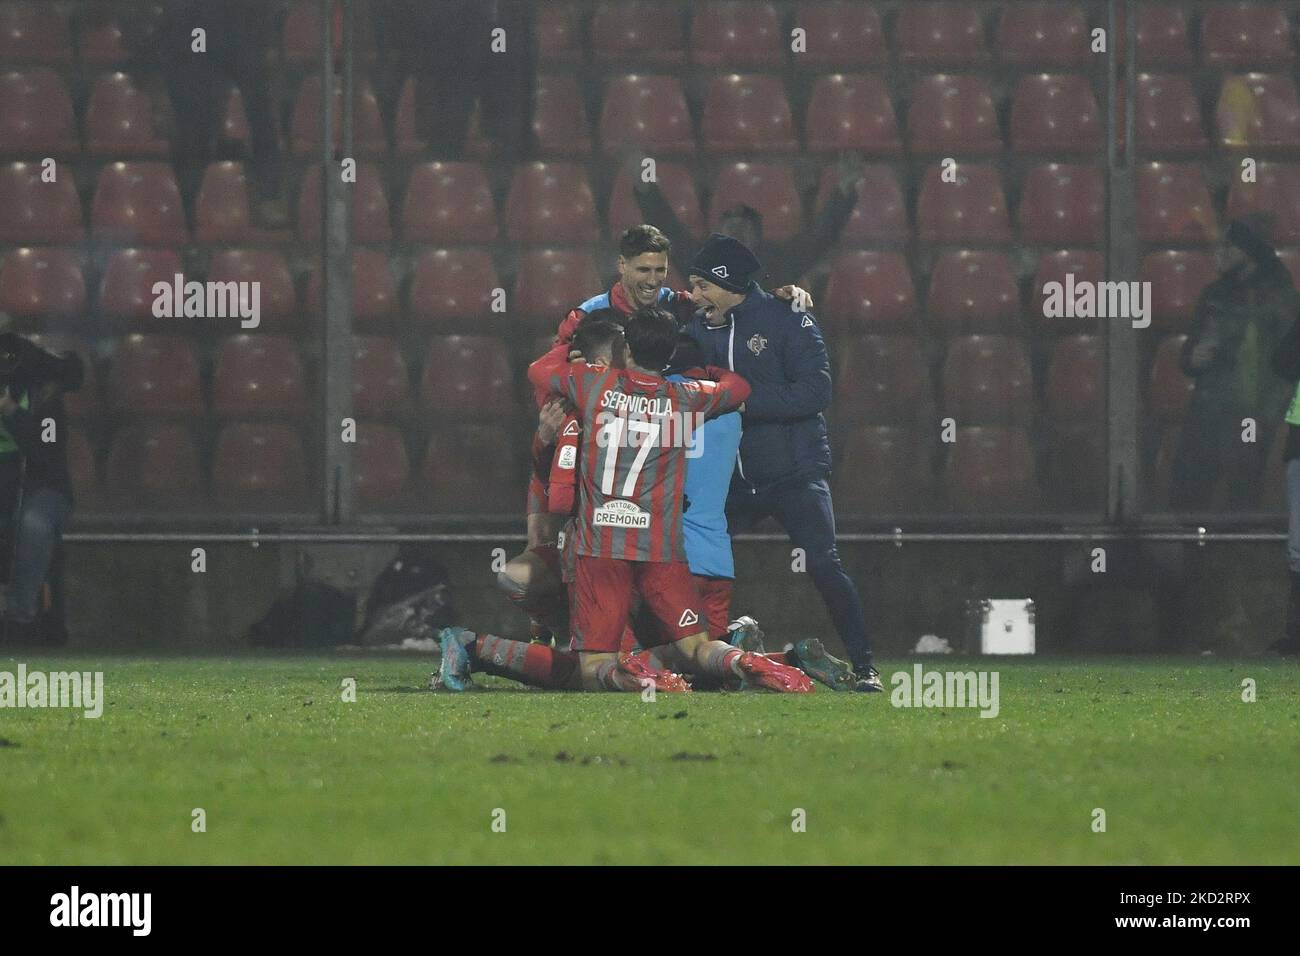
1287,379,1300,426
0,389,29,453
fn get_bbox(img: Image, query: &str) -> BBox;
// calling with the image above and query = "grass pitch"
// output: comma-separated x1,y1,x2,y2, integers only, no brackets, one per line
0,654,1296,865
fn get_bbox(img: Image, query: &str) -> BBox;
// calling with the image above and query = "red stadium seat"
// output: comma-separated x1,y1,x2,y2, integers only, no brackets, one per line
814,164,909,245
916,163,1011,244
1045,334,1104,423
1010,74,1102,155
709,163,802,242
421,425,517,513
0,247,85,323
690,1,783,68
305,248,397,326
805,74,901,154
1135,73,1207,155
299,162,392,243
1225,164,1300,244
85,72,169,157
409,248,501,325
78,9,130,66
0,161,84,243
1136,163,1217,244
792,2,886,68
1215,74,1300,151
1141,250,1216,331
908,74,1001,155
107,334,203,417
1032,249,1105,332
282,0,377,64
213,335,306,417
940,335,1034,425
91,162,187,245
1018,164,1104,245
353,336,411,418
822,251,917,330
0,2,71,64
1148,334,1193,423
607,160,704,238
195,162,292,244
206,249,297,329
513,250,601,323
289,75,386,158
27,333,95,419
834,427,928,512
943,426,1040,512
599,74,696,155
0,68,78,156
98,248,182,323
419,335,513,418
833,335,928,423
538,2,583,64
504,162,598,244
1202,3,1293,68
927,251,1019,333
532,74,593,157
212,423,308,505
702,75,797,153
896,2,988,66
593,2,687,66
106,423,201,503
355,423,410,505
401,162,495,244
1136,4,1193,66
997,2,1091,67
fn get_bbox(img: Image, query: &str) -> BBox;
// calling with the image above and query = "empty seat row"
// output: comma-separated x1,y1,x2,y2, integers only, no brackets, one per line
12,244,1297,335
541,1,1299,69
2,1,1292,72
70,420,522,512
19,333,521,420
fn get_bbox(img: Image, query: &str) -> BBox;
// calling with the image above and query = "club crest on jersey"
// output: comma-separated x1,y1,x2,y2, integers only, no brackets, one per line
678,609,698,628
711,265,729,280
592,499,651,529
747,333,768,356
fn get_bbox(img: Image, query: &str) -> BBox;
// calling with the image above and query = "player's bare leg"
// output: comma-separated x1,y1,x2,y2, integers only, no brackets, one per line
497,545,567,642
655,632,814,693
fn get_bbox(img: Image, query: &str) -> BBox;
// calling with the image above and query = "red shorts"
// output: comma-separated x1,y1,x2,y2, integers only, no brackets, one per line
694,576,734,640
570,555,706,653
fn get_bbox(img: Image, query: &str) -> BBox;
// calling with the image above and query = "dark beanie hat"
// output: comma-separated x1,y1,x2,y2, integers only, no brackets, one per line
688,233,761,294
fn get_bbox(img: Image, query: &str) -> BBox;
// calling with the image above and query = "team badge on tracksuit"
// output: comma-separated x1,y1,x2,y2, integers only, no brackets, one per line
748,333,768,356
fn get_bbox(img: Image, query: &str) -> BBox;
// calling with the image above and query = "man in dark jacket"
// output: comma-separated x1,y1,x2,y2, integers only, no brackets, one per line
684,235,881,691
1171,215,1300,510
0,329,84,645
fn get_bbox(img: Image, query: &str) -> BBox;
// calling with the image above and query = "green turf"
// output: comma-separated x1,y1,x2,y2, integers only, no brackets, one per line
0,654,1296,864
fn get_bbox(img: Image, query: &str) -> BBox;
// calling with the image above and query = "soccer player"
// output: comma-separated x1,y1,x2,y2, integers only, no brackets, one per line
442,306,812,693
685,234,884,693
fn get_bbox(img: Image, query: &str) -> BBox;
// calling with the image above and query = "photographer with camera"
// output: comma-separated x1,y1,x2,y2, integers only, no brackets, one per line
0,321,84,646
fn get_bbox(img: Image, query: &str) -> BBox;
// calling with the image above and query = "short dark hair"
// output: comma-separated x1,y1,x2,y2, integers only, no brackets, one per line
619,224,671,260
623,306,679,371
573,314,624,364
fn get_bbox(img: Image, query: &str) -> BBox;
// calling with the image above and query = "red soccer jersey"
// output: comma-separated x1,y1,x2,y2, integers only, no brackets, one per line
548,363,750,562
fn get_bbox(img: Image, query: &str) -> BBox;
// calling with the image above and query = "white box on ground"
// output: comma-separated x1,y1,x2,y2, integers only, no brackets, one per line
973,599,1036,654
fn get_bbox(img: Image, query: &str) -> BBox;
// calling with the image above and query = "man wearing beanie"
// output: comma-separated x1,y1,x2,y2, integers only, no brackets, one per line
685,234,883,692
1173,213,1300,511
